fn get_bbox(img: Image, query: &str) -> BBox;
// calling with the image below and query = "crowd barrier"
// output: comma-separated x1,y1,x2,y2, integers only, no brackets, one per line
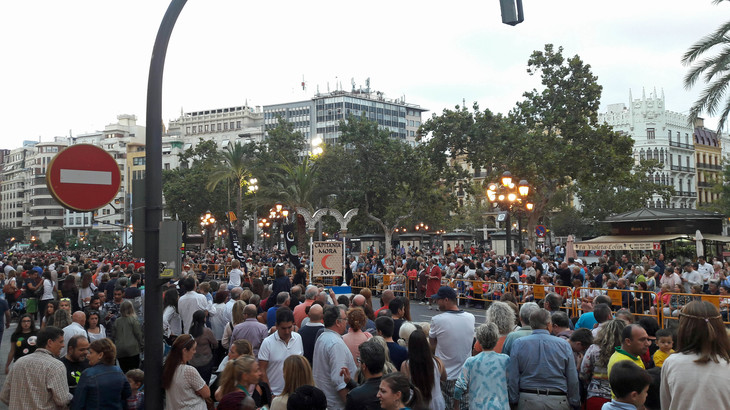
506,283,576,316
661,292,730,327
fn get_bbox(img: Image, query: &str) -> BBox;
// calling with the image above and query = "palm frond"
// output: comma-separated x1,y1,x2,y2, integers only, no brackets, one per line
682,23,730,65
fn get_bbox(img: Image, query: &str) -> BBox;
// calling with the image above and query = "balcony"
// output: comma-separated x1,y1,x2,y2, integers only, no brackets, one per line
698,181,714,188
674,191,697,197
670,165,695,173
669,140,693,150
696,162,722,171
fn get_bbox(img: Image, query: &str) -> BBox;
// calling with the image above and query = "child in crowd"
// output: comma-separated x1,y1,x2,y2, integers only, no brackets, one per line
604,361,652,410
125,369,144,410
652,328,675,367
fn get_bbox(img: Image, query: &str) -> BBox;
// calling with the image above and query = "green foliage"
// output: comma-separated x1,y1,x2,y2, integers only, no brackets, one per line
0,228,24,248
162,139,228,231
421,44,672,247
699,161,730,215
682,3,730,132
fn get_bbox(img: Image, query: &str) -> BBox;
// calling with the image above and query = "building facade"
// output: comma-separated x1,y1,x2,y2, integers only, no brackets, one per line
693,118,723,207
166,105,265,153
599,89,698,209
0,143,36,232
264,88,427,149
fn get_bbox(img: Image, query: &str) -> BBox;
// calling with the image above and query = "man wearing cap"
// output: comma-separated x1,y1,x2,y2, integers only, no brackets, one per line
429,286,474,410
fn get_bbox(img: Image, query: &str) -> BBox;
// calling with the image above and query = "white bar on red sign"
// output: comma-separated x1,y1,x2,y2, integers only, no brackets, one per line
60,169,112,185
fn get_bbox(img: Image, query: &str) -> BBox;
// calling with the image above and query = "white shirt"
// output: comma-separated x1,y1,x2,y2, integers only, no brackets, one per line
178,291,211,334
228,268,244,288
429,309,475,380
258,331,304,395
312,329,356,410
210,303,229,340
697,262,713,283
163,305,183,337
61,322,87,357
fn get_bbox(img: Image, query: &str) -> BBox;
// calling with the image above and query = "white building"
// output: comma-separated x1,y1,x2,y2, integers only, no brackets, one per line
599,88,697,209
166,105,265,154
0,142,36,232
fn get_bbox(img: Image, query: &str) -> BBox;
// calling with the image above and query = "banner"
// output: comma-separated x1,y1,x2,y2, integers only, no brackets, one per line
283,223,302,268
574,242,659,251
312,241,343,277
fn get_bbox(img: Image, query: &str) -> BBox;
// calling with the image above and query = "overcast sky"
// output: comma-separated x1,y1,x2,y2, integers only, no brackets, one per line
0,0,726,148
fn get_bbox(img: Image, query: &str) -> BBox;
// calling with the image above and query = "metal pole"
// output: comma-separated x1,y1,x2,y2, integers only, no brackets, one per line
505,211,512,256
252,209,257,250
144,1,187,408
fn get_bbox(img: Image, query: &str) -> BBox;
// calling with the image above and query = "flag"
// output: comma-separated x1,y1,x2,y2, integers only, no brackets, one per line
283,223,302,268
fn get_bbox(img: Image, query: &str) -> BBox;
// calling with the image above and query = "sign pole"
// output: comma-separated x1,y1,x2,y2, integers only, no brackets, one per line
144,1,187,408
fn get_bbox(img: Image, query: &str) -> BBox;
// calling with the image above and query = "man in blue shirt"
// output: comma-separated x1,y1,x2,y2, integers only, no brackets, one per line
508,308,580,409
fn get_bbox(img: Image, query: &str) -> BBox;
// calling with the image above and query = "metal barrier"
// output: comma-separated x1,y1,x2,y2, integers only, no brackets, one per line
659,292,730,327
450,279,506,308
575,287,661,324
507,283,574,316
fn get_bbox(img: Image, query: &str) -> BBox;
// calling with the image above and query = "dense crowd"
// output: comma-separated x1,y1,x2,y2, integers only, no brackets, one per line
0,247,728,410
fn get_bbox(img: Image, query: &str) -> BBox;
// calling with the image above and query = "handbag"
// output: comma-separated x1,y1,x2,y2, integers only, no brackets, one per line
34,280,45,298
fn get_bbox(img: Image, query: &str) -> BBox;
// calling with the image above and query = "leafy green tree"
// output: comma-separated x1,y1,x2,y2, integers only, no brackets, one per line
207,141,255,233
324,115,454,255
682,1,730,132
0,228,24,249
257,117,308,167
699,161,730,214
422,44,671,250
162,139,228,232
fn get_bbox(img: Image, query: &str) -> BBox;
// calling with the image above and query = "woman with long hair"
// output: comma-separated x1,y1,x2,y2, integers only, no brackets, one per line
660,301,730,409
214,355,261,403
38,269,56,321
40,300,58,329
377,372,426,410
400,329,445,410
60,275,80,312
579,319,627,410
162,334,210,410
162,287,181,345
85,310,107,343
52,308,72,330
188,309,217,384
113,300,143,373
71,338,131,409
269,355,313,410
78,271,97,310
222,300,246,350
5,313,37,374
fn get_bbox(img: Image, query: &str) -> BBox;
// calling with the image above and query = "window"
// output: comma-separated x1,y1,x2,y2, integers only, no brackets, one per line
236,121,241,129
164,163,170,170
133,157,145,166
224,122,228,130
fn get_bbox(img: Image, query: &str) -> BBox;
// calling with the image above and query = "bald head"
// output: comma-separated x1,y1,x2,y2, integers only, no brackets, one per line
230,287,243,300
72,311,86,326
352,294,366,307
243,304,258,318
309,304,323,322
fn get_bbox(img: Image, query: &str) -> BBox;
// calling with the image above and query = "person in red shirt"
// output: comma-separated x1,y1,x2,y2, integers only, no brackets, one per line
425,258,442,310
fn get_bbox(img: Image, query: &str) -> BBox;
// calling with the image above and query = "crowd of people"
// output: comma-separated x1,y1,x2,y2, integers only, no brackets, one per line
0,247,728,410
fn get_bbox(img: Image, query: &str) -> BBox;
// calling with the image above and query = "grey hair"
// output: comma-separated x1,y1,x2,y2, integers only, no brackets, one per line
398,321,418,344
475,323,500,350
305,285,319,300
633,266,644,276
485,301,516,335
529,308,552,329
519,302,539,325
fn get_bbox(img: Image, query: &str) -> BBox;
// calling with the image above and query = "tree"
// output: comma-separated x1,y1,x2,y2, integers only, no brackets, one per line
421,44,671,250
162,139,228,231
266,155,325,252
257,117,308,166
325,115,454,256
683,1,730,132
207,141,255,233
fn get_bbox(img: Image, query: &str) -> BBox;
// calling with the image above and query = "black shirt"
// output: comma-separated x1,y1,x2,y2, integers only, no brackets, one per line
59,357,90,394
346,376,383,410
299,322,324,364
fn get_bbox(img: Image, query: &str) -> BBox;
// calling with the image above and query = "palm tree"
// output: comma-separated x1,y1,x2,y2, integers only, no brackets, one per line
207,141,251,233
267,155,323,252
683,1,730,131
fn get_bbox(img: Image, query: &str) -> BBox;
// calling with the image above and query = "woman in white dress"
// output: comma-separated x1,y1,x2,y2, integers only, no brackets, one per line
85,310,107,343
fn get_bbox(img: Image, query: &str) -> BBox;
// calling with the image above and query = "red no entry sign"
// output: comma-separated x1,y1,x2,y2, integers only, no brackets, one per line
46,144,122,212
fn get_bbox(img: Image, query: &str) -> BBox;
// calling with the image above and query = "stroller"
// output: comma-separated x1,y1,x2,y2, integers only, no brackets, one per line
10,299,26,320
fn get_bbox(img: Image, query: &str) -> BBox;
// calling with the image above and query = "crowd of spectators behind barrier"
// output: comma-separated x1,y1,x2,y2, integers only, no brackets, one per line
0,245,728,409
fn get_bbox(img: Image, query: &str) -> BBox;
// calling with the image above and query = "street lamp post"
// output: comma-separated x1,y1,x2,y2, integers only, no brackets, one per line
258,218,271,250
200,210,216,250
248,178,259,250
414,222,429,253
487,171,534,256
268,204,289,251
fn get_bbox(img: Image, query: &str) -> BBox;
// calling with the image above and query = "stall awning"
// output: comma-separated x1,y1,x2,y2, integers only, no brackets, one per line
697,234,730,243
574,234,687,251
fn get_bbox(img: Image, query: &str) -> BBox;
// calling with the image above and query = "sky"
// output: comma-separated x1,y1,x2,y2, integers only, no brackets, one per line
0,0,727,149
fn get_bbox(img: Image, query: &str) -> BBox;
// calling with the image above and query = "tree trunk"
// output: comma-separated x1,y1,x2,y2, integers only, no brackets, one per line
296,214,308,255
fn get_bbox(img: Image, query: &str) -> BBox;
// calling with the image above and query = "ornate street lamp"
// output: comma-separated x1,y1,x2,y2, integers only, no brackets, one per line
487,171,534,255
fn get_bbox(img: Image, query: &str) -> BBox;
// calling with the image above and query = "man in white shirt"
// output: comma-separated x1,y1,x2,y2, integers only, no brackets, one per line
682,262,703,294
313,305,356,410
178,276,212,333
61,311,88,357
697,256,714,288
429,286,475,410
258,307,303,396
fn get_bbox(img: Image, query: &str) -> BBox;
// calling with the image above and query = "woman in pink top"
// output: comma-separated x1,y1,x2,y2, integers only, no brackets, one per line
343,307,372,363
